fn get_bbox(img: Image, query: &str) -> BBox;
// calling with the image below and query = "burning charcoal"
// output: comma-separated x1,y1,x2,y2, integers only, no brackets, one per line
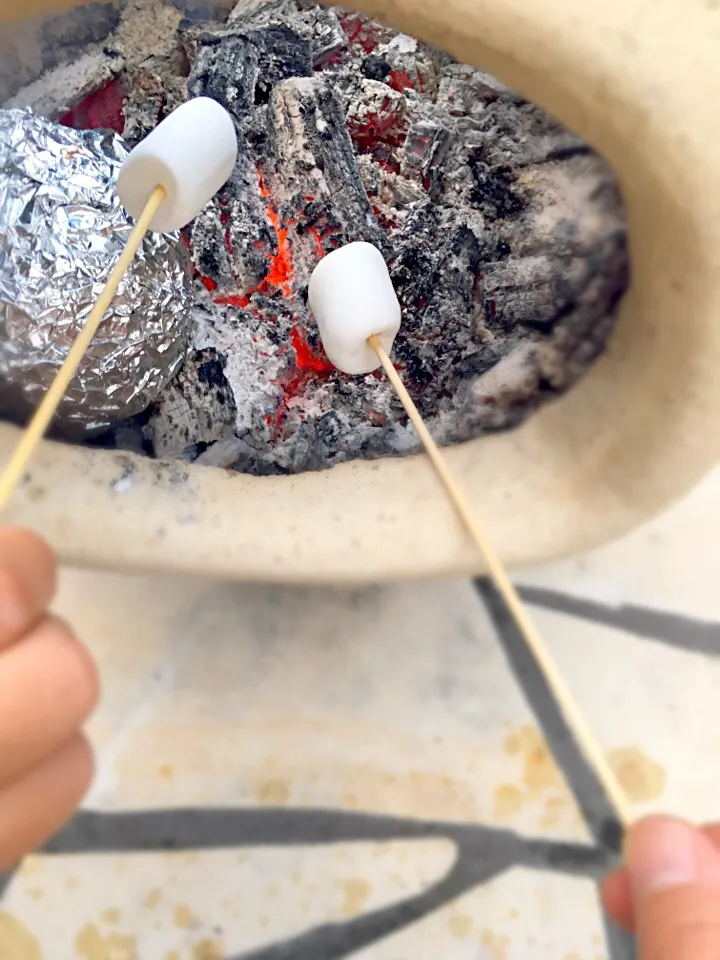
144,348,237,459
187,35,260,119
228,0,300,26
469,100,589,169
297,6,348,67
337,11,396,55
245,22,312,99
266,76,386,286
122,69,167,144
356,155,425,232
375,33,439,97
469,155,527,221
401,117,453,198
187,20,311,111
436,63,523,118
190,150,273,294
345,79,407,159
361,55,391,83
478,256,579,333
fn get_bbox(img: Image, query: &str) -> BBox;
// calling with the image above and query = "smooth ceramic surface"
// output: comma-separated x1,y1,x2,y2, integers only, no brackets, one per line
2,0,720,581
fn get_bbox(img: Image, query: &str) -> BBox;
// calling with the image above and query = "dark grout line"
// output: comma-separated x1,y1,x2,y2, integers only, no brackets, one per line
474,577,623,853
518,585,720,658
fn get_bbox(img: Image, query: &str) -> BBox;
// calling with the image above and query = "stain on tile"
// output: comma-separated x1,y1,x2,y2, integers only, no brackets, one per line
506,726,563,793
143,889,162,910
540,795,571,829
480,927,509,960
607,747,666,802
75,923,137,960
493,784,524,820
172,903,196,929
0,912,42,959
191,939,223,960
258,779,289,805
337,878,372,917
449,912,473,937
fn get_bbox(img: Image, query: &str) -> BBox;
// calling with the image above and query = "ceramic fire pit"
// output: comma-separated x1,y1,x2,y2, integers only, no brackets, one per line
0,0,718,582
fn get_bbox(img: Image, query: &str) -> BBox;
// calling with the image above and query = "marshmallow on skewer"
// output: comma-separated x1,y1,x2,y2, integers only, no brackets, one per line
308,242,401,375
117,97,238,233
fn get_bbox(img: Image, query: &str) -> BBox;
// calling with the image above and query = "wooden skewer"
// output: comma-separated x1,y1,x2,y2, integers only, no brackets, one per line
0,186,166,514
368,333,633,830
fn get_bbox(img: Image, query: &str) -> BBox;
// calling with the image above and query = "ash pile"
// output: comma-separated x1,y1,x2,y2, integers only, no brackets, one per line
11,0,629,474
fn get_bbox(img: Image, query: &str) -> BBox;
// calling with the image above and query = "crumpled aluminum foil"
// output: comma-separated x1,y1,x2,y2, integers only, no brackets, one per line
0,108,192,438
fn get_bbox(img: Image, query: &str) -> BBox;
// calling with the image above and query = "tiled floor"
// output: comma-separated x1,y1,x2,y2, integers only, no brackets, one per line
2,465,720,959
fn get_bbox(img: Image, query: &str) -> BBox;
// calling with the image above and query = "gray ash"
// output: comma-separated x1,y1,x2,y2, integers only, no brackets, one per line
26,0,628,475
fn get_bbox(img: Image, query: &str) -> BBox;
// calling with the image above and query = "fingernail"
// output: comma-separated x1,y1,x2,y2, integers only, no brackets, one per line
627,817,698,896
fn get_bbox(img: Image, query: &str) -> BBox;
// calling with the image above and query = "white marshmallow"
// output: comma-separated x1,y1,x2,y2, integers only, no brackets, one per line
308,242,401,375
117,97,238,233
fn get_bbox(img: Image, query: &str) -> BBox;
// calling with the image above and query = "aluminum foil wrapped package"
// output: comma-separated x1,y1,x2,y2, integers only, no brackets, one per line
0,108,192,438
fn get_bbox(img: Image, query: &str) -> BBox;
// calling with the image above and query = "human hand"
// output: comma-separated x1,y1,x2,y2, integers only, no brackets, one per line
602,815,720,959
0,528,98,871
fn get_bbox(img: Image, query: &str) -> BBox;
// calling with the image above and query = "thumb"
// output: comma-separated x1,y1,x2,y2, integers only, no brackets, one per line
627,815,720,960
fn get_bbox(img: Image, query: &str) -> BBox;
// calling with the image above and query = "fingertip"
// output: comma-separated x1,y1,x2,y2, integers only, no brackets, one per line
601,868,634,932
62,731,95,796
0,615,100,787
0,733,94,871
0,528,56,648
46,615,101,718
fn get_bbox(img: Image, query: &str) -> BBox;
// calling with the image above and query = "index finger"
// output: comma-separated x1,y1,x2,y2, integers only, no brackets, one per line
0,528,56,651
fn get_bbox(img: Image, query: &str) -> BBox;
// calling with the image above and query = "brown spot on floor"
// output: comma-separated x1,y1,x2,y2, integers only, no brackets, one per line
506,726,563,793
158,764,174,780
449,913,473,937
172,903,196,929
0,912,42,960
607,747,666,802
539,794,570,829
496,725,580,829
493,784,523,820
258,779,289,805
337,878,372,917
75,923,137,960
480,928,509,960
143,889,162,910
192,939,223,960
100,909,120,926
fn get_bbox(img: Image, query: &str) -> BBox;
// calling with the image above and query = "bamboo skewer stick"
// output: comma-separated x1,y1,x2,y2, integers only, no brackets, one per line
368,333,633,830
0,185,166,514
